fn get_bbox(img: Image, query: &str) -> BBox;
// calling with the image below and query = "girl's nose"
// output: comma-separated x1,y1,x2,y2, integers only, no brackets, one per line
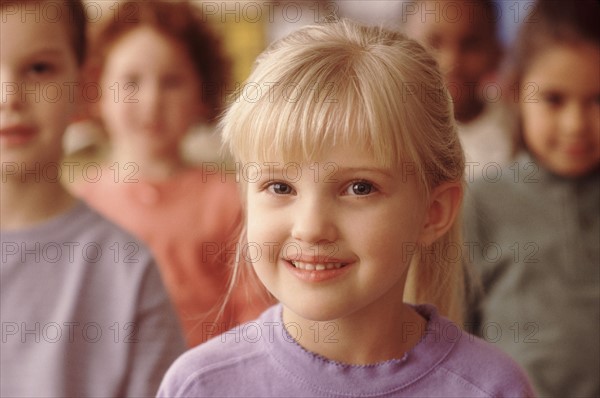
135,82,163,126
138,82,162,112
290,196,338,244
560,102,587,137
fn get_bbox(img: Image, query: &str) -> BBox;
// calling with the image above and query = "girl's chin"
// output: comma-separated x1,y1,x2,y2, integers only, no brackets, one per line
281,300,351,325
545,160,600,178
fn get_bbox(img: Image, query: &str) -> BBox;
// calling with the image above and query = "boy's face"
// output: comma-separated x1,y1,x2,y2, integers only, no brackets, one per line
0,7,79,166
521,43,600,178
98,26,204,156
404,1,499,122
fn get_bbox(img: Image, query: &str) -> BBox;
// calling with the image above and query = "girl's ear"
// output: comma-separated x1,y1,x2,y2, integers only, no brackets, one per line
418,181,463,245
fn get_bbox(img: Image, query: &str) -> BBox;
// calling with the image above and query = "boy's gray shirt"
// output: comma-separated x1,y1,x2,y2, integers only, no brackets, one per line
0,201,186,397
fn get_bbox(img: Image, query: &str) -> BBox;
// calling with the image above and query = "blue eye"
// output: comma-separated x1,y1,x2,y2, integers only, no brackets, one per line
268,182,294,195
346,181,373,196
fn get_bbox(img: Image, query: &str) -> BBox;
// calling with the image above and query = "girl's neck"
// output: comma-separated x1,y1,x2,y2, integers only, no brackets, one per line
282,302,427,365
109,145,188,181
1,177,77,230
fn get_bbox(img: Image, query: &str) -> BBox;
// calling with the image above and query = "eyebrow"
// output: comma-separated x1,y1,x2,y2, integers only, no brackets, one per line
32,48,67,56
335,167,394,178
23,48,69,61
256,165,393,178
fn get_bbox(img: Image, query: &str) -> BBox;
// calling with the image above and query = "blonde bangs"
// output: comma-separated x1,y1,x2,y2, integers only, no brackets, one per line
220,25,423,170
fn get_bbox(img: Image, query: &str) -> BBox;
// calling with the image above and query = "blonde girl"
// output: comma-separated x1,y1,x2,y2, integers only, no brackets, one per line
159,18,533,397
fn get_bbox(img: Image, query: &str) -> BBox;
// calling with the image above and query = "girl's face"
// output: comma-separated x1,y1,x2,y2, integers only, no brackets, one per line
98,27,204,155
0,9,78,167
245,144,430,323
520,43,600,177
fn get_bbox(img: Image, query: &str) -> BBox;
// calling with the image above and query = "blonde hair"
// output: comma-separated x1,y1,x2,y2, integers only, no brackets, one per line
220,18,466,324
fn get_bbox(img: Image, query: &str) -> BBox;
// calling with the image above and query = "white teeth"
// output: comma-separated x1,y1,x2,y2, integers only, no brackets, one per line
290,261,344,271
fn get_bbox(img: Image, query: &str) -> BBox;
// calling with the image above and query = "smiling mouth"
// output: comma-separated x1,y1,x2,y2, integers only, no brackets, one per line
0,125,37,145
289,260,347,271
0,125,36,136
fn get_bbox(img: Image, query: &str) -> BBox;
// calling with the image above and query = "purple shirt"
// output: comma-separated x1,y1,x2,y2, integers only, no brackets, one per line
158,304,534,397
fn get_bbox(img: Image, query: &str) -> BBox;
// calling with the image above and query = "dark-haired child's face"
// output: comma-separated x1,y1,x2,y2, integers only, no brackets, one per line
0,8,79,167
521,43,600,178
98,26,204,157
404,1,499,122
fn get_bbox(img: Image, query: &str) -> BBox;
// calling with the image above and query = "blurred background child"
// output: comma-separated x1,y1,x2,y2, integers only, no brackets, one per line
66,0,270,347
0,0,185,396
403,0,513,168
464,0,599,395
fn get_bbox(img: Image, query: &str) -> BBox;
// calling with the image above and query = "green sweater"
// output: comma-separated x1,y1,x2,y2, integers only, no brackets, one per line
464,153,599,397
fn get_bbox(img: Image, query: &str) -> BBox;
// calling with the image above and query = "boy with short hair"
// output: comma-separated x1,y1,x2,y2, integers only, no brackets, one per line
0,1,185,396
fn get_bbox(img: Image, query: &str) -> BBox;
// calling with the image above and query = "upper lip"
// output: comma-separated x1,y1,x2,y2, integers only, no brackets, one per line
285,256,347,263
0,125,35,136
285,256,352,267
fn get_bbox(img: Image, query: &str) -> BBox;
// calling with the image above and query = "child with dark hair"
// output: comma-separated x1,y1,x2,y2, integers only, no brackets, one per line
403,0,513,168
465,0,600,395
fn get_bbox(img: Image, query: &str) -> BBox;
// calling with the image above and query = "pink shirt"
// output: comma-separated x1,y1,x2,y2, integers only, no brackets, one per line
73,166,268,346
